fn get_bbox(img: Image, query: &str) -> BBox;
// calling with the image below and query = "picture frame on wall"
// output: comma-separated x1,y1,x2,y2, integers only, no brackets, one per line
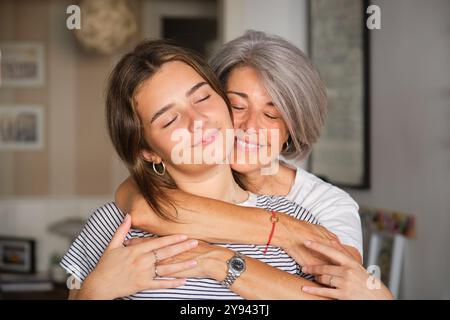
0,237,36,274
0,106,44,151
307,0,370,188
0,42,45,88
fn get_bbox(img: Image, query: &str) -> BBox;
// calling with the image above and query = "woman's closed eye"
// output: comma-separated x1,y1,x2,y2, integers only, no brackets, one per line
195,94,211,104
264,113,279,120
162,115,178,128
231,105,245,111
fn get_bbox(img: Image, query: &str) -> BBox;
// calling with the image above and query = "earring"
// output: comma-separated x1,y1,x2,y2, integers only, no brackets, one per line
283,138,291,152
152,161,166,176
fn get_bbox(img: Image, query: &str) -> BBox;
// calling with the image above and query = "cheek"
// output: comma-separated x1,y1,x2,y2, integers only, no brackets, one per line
210,97,233,127
231,111,245,128
144,127,175,160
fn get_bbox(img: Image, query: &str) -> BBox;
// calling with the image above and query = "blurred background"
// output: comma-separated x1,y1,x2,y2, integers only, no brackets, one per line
0,0,449,299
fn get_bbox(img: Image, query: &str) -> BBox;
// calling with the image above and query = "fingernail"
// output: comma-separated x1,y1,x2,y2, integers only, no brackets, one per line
123,240,130,246
124,214,130,222
188,260,197,267
302,266,308,273
175,279,186,287
302,286,310,292
189,240,198,247
179,235,188,241
304,240,312,247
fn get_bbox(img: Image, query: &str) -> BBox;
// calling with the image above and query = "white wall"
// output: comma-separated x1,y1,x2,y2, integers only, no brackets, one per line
347,0,450,299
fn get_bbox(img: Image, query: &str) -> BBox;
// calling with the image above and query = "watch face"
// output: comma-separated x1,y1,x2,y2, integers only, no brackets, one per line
231,257,245,272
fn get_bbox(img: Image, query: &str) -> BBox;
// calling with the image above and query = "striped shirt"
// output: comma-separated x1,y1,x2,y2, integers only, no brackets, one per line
60,193,319,300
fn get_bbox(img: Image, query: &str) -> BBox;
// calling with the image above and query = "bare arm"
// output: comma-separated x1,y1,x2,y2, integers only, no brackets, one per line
116,177,361,265
207,247,328,300
147,239,328,300
116,177,287,244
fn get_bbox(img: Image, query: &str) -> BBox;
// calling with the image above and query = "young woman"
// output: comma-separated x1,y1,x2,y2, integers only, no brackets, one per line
61,39,332,300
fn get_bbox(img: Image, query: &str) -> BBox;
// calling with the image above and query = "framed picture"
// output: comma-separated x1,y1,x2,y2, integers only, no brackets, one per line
0,42,45,88
0,106,44,150
308,0,371,188
0,237,36,274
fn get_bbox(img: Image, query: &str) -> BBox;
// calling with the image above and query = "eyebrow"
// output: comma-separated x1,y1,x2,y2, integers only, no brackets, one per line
227,90,275,107
227,90,248,99
150,81,208,124
186,81,208,97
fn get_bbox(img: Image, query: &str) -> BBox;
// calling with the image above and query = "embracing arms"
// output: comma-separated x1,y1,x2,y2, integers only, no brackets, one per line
115,177,361,264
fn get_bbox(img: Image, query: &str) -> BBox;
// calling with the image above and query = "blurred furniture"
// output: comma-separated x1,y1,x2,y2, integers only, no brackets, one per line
0,283,68,300
360,207,416,299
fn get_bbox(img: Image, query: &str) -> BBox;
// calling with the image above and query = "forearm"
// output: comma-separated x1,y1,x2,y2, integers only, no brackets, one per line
207,249,327,300
115,177,287,246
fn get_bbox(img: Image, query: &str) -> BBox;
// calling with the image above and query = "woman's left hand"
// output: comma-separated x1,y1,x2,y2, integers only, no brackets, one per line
301,240,394,300
124,238,229,279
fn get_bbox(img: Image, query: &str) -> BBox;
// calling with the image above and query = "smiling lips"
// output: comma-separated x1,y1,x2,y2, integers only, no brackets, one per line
191,129,268,150
192,128,220,147
235,137,267,151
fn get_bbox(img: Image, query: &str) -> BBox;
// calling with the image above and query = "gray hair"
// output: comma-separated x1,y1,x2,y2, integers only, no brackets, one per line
209,30,327,162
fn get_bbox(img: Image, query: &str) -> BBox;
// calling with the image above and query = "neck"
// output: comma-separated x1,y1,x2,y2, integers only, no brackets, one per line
170,164,248,204
244,163,296,196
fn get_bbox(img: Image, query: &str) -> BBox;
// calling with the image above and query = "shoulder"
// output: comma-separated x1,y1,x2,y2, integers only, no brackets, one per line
288,167,359,214
255,194,319,224
59,202,126,282
88,202,126,232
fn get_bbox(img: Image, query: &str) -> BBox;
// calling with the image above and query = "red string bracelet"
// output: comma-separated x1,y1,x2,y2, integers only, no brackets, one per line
263,210,279,255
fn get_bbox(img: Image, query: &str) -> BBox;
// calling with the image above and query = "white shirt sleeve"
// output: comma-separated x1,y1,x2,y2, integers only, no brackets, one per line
287,168,364,258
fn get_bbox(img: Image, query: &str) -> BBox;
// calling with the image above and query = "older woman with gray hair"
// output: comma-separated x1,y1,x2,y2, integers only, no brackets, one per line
114,31,392,299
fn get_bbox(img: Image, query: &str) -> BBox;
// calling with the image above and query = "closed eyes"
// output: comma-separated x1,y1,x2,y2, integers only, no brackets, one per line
195,95,210,103
162,115,178,128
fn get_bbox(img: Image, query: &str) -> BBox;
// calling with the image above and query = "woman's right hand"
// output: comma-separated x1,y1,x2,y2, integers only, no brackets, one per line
277,214,354,267
73,214,199,300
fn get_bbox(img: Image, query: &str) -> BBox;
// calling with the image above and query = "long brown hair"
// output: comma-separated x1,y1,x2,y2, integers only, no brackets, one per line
106,39,240,221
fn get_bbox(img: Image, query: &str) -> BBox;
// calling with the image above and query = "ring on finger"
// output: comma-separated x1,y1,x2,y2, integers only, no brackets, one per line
329,275,335,288
154,266,159,279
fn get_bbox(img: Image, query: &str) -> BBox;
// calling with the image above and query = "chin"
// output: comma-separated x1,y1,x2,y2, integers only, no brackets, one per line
230,162,263,175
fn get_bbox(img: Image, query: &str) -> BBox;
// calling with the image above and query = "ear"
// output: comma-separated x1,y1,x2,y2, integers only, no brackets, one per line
141,149,162,164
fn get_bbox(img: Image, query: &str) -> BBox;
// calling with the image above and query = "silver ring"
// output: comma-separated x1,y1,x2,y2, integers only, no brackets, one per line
153,250,160,263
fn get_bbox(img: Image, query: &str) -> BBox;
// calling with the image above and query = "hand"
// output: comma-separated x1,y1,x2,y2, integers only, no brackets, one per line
77,214,199,299
300,240,394,300
277,215,353,266
123,238,231,281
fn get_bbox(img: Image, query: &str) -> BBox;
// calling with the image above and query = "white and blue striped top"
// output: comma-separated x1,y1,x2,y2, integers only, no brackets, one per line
60,193,319,300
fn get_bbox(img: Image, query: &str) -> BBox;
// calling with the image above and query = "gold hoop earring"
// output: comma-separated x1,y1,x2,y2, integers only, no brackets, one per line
152,161,165,176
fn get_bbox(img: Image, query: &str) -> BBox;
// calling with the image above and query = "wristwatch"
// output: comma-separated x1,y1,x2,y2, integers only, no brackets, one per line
221,252,246,288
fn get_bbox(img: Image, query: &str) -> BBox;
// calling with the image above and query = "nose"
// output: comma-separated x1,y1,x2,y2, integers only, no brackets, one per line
238,110,258,133
186,105,209,133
